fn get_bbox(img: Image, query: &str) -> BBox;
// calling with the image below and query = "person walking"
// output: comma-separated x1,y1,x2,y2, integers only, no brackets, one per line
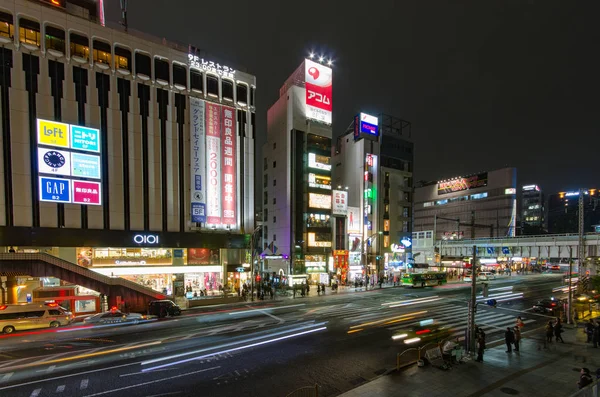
513,326,521,352
554,319,565,343
545,321,554,343
505,327,515,353
516,316,525,329
476,329,486,362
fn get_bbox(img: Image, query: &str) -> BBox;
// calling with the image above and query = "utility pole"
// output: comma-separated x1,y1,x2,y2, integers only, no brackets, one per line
467,245,477,353
568,246,573,324
578,188,585,275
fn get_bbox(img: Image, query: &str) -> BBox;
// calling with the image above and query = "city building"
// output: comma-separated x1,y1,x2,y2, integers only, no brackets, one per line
0,0,256,307
414,167,518,263
520,184,545,235
332,113,413,283
547,189,599,234
262,57,333,285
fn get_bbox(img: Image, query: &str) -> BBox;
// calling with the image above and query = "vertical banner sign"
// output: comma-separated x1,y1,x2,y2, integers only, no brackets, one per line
205,103,222,224
305,58,333,124
190,98,206,222
221,107,236,225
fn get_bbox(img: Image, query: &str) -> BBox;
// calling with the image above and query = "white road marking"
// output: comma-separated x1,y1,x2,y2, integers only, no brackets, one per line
0,372,13,382
56,384,66,392
30,388,41,397
80,379,89,390
82,366,220,397
120,367,178,377
36,365,56,373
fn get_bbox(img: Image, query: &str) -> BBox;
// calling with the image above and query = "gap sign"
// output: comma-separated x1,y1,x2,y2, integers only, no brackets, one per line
39,177,71,203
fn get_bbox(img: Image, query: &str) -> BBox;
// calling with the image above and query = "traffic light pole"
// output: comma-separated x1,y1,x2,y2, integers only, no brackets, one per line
467,245,477,353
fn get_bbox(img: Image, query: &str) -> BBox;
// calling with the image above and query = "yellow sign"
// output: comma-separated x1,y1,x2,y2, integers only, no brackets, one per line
37,119,69,148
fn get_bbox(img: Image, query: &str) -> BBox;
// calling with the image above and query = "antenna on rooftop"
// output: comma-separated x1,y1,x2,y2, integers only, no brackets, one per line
120,0,128,32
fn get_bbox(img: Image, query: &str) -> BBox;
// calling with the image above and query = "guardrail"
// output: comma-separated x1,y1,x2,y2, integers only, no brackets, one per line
568,379,600,397
396,336,464,370
285,384,319,397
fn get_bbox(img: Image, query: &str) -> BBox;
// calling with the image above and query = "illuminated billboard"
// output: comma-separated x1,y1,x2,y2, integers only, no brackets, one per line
189,98,238,228
308,152,331,171
437,173,488,195
36,118,102,205
308,193,331,209
305,59,332,124
332,190,348,216
347,206,360,234
308,173,331,190
354,113,379,141
308,232,332,248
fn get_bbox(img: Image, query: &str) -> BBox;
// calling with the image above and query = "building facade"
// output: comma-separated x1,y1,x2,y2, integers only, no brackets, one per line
520,184,544,235
0,0,256,304
262,58,333,285
547,189,599,234
332,114,413,283
414,167,518,250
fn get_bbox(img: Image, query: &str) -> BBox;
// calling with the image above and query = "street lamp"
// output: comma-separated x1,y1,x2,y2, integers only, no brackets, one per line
249,226,262,301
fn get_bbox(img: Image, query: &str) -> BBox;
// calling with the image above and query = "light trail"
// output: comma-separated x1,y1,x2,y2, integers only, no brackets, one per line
350,311,427,329
382,296,439,306
389,298,442,308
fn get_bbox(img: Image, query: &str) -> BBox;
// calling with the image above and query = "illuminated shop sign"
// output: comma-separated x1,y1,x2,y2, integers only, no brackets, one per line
505,188,516,195
332,190,348,216
133,234,159,245
354,113,379,141
309,193,332,209
308,153,331,171
187,54,236,79
309,173,331,190
308,232,332,248
36,118,102,205
522,185,539,192
347,206,360,234
437,172,488,195
305,59,332,124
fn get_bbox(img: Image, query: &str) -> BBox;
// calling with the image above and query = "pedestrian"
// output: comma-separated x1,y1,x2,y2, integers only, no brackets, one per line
516,316,525,329
578,368,593,389
545,321,554,343
513,326,521,352
593,322,600,348
317,284,321,296
505,327,515,353
585,319,594,343
476,330,486,362
554,319,564,343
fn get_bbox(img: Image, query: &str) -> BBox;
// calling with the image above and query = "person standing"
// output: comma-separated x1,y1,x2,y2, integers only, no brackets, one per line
513,326,521,352
586,320,594,343
554,319,564,343
593,322,600,348
505,327,515,353
476,329,486,362
545,321,554,343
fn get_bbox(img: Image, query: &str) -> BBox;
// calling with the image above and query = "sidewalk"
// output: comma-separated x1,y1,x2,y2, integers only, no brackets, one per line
339,324,600,397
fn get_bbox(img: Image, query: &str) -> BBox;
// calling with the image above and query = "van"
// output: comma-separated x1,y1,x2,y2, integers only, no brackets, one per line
0,303,71,334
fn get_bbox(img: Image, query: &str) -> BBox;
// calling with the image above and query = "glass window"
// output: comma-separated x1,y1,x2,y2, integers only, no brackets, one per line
418,232,425,239
45,25,64,53
26,311,45,318
273,161,276,168
264,208,268,219
135,52,151,76
426,231,433,238
19,18,40,46
236,84,248,105
306,213,331,228
0,12,14,40
263,158,267,170
470,192,488,200
154,58,170,83
263,191,268,205
263,174,268,188
190,70,203,92
273,179,276,186
435,199,448,206
222,80,233,101
69,32,89,60
206,75,218,97
48,309,63,315
273,234,276,241
423,202,433,207
273,142,276,149
75,299,96,313
92,39,111,65
114,46,131,71
273,197,276,205
173,64,186,87
273,216,276,223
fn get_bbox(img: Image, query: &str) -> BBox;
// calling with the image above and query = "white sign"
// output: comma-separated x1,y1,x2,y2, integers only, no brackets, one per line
347,206,360,234
308,232,332,248
505,188,516,195
38,147,71,176
332,190,348,216
308,193,331,209
188,54,236,79
360,113,378,125
133,234,159,244
308,153,332,171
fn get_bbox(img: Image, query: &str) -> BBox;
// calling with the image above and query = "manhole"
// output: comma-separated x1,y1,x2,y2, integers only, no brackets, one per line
500,388,519,395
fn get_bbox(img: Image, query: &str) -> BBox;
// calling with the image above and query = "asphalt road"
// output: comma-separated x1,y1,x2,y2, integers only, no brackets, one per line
0,274,565,397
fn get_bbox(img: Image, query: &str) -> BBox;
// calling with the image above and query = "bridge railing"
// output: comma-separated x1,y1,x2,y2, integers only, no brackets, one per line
442,233,600,246
0,253,166,299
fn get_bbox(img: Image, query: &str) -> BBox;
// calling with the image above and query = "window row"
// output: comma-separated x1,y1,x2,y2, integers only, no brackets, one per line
0,11,255,106
423,192,489,207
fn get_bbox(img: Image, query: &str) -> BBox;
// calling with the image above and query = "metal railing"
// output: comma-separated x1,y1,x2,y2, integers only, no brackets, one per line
0,253,165,298
286,384,319,397
569,379,600,397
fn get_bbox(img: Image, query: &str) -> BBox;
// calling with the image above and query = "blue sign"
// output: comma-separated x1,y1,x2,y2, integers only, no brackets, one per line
487,247,494,255
70,125,100,152
191,202,206,223
360,121,379,136
400,236,412,248
173,249,184,258
194,175,202,190
39,176,71,203
502,247,510,255
71,152,101,179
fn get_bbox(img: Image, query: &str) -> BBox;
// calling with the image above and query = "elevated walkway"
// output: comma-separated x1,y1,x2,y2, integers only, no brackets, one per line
0,253,167,312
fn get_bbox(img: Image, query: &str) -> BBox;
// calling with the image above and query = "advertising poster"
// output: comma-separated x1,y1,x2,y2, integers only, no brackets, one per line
70,125,100,152
72,180,101,205
347,206,360,234
332,190,348,216
205,102,222,224
37,119,69,148
39,176,71,203
221,106,236,225
190,97,206,222
305,58,333,124
37,147,71,176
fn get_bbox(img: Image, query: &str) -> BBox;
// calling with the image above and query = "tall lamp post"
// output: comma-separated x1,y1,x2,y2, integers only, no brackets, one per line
249,226,262,302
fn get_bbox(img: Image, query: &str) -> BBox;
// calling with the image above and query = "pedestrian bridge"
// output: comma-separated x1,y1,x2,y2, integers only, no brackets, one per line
0,253,166,311
439,233,600,260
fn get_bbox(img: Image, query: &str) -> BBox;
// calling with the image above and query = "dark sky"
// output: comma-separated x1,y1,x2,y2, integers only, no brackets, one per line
105,0,599,194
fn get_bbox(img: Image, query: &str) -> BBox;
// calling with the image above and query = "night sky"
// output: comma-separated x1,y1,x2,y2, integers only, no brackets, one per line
104,1,599,194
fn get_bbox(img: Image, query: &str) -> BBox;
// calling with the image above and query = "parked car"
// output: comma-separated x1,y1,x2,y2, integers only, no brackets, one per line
83,310,146,325
148,300,182,318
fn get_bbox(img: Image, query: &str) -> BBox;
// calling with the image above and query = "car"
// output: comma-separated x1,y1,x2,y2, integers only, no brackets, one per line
83,310,146,325
148,300,182,318
479,272,496,281
392,320,451,345
532,299,562,313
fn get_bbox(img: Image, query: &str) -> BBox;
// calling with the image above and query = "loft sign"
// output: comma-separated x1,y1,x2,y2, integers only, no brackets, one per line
133,234,159,245
187,54,236,79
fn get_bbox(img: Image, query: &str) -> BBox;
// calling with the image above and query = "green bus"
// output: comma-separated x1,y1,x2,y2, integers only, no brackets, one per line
401,272,448,288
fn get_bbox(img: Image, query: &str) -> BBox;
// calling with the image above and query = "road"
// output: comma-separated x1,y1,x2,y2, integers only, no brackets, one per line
0,274,564,397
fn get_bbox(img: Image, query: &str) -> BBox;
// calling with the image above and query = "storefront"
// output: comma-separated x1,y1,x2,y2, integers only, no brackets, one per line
348,235,364,282
332,250,349,284
305,254,329,284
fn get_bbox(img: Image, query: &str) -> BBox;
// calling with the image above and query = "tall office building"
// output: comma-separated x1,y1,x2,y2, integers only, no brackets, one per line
520,184,545,235
332,114,413,283
262,58,333,285
547,189,599,234
0,0,257,308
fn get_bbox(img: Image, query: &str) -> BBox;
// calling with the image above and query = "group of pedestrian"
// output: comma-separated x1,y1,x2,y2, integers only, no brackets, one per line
504,317,524,353
584,319,600,347
545,318,565,343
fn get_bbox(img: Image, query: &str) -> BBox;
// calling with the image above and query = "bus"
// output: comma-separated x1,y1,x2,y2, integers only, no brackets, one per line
401,272,448,288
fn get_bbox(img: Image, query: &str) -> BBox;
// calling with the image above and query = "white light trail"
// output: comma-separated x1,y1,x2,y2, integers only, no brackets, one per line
389,298,442,308
383,296,439,306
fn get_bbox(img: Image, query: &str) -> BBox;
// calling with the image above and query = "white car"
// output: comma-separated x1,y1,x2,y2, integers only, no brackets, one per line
83,310,146,325
479,272,496,281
